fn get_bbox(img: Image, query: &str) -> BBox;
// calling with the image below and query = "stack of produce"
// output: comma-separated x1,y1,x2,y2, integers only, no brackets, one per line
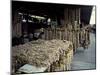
12,39,73,73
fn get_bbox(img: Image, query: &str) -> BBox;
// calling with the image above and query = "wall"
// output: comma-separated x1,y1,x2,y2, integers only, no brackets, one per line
12,12,22,38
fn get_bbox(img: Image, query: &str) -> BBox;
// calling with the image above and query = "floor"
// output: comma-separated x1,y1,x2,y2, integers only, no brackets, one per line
71,32,96,70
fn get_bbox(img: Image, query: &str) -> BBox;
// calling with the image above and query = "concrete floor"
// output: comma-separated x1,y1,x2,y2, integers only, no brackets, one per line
71,32,96,70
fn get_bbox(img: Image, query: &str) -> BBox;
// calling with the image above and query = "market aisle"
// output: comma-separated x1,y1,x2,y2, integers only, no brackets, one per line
71,32,96,70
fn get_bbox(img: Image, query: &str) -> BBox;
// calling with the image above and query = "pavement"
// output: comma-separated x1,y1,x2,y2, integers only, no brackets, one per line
71,32,96,70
